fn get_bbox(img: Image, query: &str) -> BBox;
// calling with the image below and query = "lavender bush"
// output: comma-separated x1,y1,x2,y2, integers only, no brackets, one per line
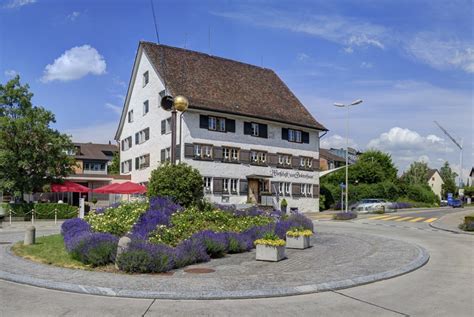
174,238,210,268
190,230,228,258
226,232,252,253
61,218,92,252
116,240,175,273
70,232,118,266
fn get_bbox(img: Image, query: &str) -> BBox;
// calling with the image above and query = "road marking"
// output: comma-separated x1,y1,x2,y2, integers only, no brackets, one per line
408,217,425,222
424,218,438,223
394,217,413,222
367,215,392,220
380,216,402,221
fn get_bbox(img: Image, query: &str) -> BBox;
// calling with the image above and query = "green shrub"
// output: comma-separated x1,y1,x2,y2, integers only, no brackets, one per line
35,203,77,219
147,162,203,207
401,184,439,205
85,201,148,236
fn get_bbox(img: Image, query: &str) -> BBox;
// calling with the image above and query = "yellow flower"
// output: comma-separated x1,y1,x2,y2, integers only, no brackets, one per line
286,229,313,237
254,239,286,247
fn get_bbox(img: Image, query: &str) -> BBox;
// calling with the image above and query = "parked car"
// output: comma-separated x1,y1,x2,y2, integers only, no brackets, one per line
450,199,463,208
440,200,448,206
353,199,393,213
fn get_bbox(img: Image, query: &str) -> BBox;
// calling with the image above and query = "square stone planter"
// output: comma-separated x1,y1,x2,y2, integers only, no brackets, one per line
255,244,286,262
286,234,312,249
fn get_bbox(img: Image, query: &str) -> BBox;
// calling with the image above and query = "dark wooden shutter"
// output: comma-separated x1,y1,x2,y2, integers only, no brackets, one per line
259,124,268,138
135,133,139,144
292,156,300,169
199,115,208,129
176,144,181,159
226,119,235,133
282,128,289,140
243,122,252,135
121,162,124,173
161,120,166,134
292,183,301,196
213,147,222,161
145,128,150,140
184,143,194,158
239,179,248,195
135,157,139,169
160,149,165,162
314,184,320,198
213,178,223,194
240,150,250,163
302,132,310,144
312,159,320,171
268,153,278,166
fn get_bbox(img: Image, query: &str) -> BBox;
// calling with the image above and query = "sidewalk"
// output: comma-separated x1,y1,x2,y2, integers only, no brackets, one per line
429,209,474,235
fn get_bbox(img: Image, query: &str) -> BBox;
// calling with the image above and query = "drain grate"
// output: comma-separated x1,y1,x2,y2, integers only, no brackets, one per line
184,267,215,274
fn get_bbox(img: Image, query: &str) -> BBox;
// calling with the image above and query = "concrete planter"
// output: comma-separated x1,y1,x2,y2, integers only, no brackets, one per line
256,244,286,262
286,234,312,249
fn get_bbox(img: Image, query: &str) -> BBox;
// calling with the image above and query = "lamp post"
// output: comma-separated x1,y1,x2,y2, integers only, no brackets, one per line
333,99,363,213
170,95,189,165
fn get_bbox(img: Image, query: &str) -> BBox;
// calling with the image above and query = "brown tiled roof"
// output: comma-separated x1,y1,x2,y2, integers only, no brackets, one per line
141,42,327,131
73,143,118,161
426,169,438,181
320,148,345,162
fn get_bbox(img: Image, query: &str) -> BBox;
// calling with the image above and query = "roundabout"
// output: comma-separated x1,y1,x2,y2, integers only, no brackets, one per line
0,228,429,300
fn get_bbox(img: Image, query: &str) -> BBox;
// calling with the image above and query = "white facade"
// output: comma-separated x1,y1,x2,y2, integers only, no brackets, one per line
117,49,322,212
427,170,444,199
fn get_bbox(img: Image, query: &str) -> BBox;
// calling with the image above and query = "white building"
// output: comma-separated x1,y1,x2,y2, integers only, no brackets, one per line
426,169,444,199
115,42,327,212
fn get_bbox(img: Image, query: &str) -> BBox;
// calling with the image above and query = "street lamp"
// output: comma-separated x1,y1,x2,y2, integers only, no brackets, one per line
333,99,363,213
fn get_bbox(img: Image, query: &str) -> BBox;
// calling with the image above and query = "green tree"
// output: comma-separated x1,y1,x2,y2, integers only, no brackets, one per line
403,161,430,185
147,162,203,207
0,76,74,199
108,151,120,174
439,161,457,198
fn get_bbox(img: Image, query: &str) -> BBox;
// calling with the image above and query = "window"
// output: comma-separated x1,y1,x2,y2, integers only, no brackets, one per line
208,116,226,132
223,178,229,192
194,144,213,159
223,147,239,161
121,136,132,151
300,184,313,196
285,182,291,195
287,129,305,143
203,177,212,193
278,182,284,195
278,154,292,166
223,178,238,194
143,100,149,115
135,128,150,144
84,162,106,171
128,110,134,123
121,159,132,173
300,157,312,168
143,71,149,87
161,118,171,134
295,130,302,143
208,116,216,130
301,184,307,195
136,154,150,169
230,179,238,193
250,151,266,164
251,122,259,136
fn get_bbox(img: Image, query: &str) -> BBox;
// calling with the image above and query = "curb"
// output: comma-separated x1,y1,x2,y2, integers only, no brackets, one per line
429,221,474,235
0,243,430,300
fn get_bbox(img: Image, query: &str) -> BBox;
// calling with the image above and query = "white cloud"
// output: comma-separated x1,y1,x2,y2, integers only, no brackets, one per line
321,134,358,150
3,0,36,9
105,103,122,115
112,77,126,88
67,11,80,21
65,121,117,143
297,52,310,62
360,62,373,69
4,69,18,77
405,32,474,73
41,45,106,82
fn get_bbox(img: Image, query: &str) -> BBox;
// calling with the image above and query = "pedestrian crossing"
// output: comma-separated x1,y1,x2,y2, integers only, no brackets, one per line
367,215,438,223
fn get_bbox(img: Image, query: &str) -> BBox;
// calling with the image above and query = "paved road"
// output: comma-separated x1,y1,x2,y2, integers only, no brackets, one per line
1,212,473,317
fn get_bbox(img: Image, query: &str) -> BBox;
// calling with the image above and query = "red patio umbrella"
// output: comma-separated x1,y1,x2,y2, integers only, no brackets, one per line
93,182,146,194
51,181,90,193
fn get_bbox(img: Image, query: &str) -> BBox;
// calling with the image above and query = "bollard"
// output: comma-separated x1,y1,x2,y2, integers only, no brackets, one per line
115,236,131,269
24,225,36,245
54,209,57,225
31,209,35,225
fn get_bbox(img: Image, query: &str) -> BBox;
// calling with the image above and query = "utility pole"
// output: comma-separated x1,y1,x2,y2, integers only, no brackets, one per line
434,121,463,188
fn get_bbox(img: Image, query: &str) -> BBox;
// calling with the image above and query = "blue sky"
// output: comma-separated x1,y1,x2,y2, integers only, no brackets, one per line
1,0,472,180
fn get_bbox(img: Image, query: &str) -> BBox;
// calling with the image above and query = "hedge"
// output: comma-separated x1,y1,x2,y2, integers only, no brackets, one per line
1,203,77,219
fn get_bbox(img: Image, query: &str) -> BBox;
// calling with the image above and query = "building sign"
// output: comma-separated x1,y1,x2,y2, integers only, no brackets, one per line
270,168,314,180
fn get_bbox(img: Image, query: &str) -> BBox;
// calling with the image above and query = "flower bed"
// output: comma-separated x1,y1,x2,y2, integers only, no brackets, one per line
60,197,314,273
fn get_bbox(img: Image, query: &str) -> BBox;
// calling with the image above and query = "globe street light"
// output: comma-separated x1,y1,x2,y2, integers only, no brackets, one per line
333,99,363,213
171,96,189,165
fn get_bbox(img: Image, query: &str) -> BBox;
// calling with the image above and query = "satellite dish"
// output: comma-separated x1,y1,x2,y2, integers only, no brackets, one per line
160,95,174,111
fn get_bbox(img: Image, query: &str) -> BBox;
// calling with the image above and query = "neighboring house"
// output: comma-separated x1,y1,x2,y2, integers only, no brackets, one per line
115,42,327,212
319,148,346,171
469,167,474,187
328,147,361,165
426,169,444,199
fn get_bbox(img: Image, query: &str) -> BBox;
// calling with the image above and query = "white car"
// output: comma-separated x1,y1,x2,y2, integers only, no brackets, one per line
354,199,393,213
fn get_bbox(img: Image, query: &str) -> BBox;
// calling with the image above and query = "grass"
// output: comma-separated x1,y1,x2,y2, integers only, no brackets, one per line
12,234,89,270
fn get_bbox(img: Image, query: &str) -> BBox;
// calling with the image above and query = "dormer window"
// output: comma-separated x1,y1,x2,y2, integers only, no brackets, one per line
143,71,149,87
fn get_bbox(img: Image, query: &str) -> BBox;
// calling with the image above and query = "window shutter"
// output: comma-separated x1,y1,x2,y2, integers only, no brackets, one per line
239,179,248,195
243,122,252,135
282,128,289,140
292,183,301,196
121,162,124,173
240,150,250,163
213,178,223,194
199,115,208,129
259,124,268,138
121,140,124,150
292,156,300,169
135,133,139,144
145,128,150,140
176,144,181,159
302,132,310,144
312,159,320,171
268,153,278,166
160,149,165,162
135,157,139,169
314,184,320,198
213,147,222,161
161,120,166,134
184,143,194,158
226,119,236,133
